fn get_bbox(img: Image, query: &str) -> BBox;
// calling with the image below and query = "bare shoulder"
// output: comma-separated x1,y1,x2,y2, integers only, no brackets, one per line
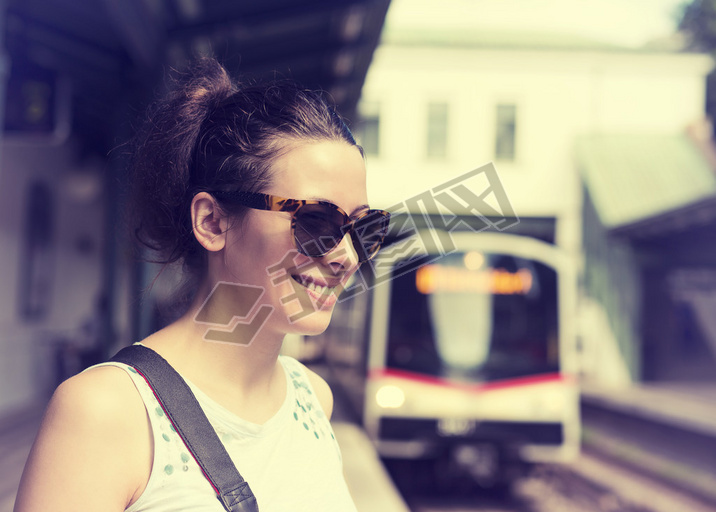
302,365,334,420
59,363,143,404
14,365,151,512
48,365,147,432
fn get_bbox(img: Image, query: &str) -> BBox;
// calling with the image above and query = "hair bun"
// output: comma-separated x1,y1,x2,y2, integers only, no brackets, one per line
179,57,237,112
129,58,236,266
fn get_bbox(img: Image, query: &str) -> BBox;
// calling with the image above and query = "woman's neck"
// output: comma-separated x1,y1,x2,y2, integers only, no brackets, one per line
138,286,288,422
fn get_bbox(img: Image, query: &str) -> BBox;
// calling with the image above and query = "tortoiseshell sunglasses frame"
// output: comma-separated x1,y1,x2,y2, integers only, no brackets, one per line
208,190,391,262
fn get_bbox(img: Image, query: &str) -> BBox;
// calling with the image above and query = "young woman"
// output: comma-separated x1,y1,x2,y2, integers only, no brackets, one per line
14,58,390,512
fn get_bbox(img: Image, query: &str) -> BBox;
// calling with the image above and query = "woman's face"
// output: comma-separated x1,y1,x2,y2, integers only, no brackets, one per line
218,139,369,338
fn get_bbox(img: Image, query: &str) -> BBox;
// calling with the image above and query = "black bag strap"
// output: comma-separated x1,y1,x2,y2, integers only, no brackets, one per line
110,344,259,512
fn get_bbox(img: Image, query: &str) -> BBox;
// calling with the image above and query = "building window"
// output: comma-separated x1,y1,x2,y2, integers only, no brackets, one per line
495,104,517,161
356,102,380,156
427,102,449,159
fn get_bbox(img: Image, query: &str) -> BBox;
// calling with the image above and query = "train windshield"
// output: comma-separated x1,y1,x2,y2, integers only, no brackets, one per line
386,251,559,382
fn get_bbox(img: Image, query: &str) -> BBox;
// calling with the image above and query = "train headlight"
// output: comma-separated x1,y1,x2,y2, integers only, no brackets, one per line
375,385,406,409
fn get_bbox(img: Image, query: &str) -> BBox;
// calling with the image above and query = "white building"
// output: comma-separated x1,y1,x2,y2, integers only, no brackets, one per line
356,20,714,386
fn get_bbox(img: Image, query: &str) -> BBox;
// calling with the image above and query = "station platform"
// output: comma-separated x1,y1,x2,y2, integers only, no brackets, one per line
333,422,411,512
579,382,716,507
316,364,411,511
581,382,716,436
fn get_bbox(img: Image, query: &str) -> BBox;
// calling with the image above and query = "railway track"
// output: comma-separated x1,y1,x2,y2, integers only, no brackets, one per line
388,448,716,512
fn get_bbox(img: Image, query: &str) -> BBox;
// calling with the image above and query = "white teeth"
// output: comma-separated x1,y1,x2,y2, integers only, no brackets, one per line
293,275,333,294
307,281,327,293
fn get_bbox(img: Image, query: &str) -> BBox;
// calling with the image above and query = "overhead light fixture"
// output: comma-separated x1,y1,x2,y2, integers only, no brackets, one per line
341,5,365,42
329,86,347,105
175,0,202,21
333,51,354,77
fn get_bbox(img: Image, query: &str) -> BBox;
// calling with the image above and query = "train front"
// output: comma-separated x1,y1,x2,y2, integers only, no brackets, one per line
363,232,580,484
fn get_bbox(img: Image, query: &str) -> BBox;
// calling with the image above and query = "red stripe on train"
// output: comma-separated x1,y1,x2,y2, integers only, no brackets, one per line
368,368,568,393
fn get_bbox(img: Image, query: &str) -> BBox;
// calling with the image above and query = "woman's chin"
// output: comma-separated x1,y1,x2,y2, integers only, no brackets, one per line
285,308,334,336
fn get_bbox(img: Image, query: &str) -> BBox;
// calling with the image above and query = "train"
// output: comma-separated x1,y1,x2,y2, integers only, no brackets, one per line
317,226,580,487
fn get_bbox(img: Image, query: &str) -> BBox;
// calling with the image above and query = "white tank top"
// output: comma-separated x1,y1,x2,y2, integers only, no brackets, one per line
93,353,357,512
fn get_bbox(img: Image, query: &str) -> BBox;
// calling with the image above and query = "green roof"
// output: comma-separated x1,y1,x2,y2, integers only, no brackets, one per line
577,134,716,229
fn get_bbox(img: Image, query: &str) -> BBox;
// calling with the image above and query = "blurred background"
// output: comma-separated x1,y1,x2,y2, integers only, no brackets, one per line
2,0,716,511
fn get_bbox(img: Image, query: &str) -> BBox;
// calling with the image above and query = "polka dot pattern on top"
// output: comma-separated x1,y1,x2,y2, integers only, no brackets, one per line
124,363,199,478
283,359,340,458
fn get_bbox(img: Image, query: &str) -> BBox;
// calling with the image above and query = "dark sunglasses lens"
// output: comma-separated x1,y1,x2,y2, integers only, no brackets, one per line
293,204,345,257
351,211,390,262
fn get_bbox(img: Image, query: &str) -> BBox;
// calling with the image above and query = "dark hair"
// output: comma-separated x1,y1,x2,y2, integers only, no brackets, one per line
130,57,360,275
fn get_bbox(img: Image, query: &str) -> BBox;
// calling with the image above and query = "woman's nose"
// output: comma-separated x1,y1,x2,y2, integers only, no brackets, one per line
323,232,360,273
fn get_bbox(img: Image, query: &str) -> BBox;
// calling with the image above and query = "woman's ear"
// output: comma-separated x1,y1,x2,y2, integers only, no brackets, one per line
191,192,228,252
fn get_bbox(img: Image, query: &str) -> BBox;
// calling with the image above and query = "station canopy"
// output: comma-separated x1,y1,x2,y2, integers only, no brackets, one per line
4,0,391,154
577,133,716,239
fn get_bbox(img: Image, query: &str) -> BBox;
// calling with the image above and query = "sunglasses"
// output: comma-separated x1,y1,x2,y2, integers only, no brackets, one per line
209,190,391,262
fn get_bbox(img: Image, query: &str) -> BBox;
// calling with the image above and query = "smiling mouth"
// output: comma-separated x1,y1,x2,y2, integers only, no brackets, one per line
290,274,341,297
